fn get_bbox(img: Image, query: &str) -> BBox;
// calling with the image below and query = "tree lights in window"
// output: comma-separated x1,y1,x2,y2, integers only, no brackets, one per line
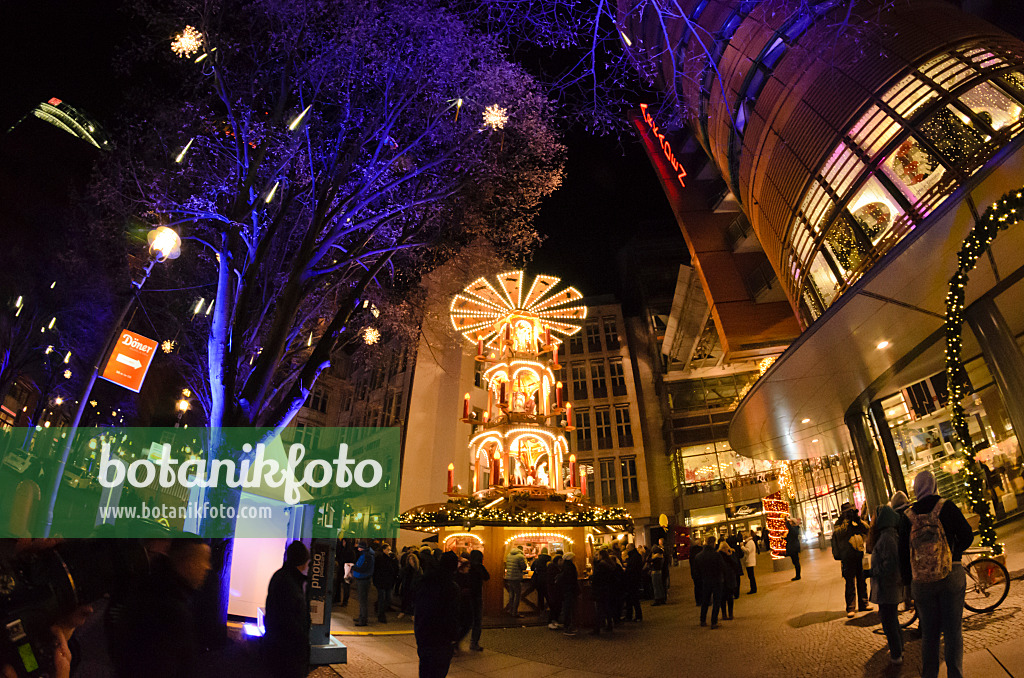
943,188,1024,555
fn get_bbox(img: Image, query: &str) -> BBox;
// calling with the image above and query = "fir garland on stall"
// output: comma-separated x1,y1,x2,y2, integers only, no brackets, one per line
944,188,1024,556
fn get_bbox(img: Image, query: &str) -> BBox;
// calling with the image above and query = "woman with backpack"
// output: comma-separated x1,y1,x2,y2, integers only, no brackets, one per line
898,471,974,678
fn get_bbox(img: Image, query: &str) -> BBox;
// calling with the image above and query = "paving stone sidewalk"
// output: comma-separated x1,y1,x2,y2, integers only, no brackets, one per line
318,517,1024,678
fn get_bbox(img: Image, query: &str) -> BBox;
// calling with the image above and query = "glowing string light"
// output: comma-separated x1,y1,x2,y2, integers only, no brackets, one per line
482,104,508,130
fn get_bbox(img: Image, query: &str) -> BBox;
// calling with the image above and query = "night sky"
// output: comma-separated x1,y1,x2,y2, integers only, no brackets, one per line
1,2,678,301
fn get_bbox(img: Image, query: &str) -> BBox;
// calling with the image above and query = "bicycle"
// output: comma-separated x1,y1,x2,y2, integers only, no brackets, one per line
898,547,1010,628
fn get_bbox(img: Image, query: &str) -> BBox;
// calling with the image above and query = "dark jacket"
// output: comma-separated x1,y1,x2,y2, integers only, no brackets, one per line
373,550,399,589
531,552,551,584
785,524,801,556
546,558,563,600
898,495,974,585
719,549,742,592
466,551,490,597
557,558,580,595
414,568,460,647
264,565,311,678
110,559,200,678
625,548,643,588
689,544,703,581
692,546,725,585
869,509,903,606
590,558,614,600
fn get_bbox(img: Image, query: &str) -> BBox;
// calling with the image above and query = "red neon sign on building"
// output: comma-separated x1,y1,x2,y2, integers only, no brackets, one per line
639,104,687,188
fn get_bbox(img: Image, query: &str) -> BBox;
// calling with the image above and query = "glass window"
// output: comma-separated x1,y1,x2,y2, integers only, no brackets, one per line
591,361,608,398
918,105,988,170
823,214,871,276
293,423,321,450
575,408,592,452
571,361,588,400
682,450,719,485
603,316,620,349
595,408,613,449
878,140,946,220
586,323,602,352
582,462,595,499
807,250,840,308
959,80,1023,133
307,387,328,414
599,458,618,504
609,358,627,396
845,174,906,246
569,332,584,354
615,406,633,447
621,457,639,503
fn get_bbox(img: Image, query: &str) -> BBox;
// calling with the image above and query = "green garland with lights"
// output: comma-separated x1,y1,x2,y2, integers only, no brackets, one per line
944,188,1024,556
399,503,633,529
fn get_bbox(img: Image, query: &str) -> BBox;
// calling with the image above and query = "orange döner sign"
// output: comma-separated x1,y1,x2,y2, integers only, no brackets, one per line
640,104,687,187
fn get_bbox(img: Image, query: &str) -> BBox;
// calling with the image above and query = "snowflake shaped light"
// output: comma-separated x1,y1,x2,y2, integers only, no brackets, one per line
363,327,381,345
449,271,586,349
63,369,72,379
171,26,203,59
482,104,508,130
162,340,176,353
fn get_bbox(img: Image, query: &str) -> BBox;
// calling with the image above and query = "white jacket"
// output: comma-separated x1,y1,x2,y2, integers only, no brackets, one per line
741,538,757,567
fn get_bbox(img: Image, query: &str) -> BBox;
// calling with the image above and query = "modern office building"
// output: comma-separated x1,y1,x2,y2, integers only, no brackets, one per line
620,0,1024,525
564,296,661,543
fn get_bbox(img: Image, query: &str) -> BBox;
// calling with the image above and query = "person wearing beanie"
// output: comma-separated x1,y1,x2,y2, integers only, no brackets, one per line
898,470,974,678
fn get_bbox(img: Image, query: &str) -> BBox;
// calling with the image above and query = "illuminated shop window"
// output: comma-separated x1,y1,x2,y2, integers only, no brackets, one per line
880,135,946,209
920,104,988,168
823,215,870,276
807,251,840,308
959,80,1024,134
845,174,906,246
849,104,902,158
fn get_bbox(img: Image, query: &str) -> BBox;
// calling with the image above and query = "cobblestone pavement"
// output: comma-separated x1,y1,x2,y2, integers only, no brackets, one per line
322,516,1024,678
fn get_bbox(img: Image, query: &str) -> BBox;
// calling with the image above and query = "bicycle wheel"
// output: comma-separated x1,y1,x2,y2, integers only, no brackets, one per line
964,557,1010,613
898,599,917,628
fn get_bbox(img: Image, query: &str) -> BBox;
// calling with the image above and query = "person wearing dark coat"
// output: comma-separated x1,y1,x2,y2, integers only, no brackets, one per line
110,538,211,678
557,553,580,635
335,538,357,605
693,536,725,628
689,541,704,606
351,541,375,626
546,555,564,628
414,551,461,678
589,550,616,635
717,541,742,621
869,505,905,665
461,549,490,651
834,502,871,616
624,546,644,622
785,519,802,580
373,543,399,623
897,471,974,678
647,547,667,605
264,541,312,678
531,547,551,612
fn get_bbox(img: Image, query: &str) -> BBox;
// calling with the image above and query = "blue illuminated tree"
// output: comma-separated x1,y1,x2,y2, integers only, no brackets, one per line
100,0,563,631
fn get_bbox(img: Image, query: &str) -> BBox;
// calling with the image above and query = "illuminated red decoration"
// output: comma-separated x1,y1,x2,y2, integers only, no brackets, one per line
48,97,63,106
763,491,791,560
639,104,686,188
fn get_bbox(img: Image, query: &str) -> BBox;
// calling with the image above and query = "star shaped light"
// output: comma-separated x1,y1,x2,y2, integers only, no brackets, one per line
482,104,508,131
171,26,203,59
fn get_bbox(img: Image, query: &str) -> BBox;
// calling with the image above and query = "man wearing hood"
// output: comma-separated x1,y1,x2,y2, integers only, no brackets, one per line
898,470,973,678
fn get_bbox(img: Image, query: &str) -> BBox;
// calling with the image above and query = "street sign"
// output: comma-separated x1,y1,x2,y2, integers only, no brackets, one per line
100,330,158,393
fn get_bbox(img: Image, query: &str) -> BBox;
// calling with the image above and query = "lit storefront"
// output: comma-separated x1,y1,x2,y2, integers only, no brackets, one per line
876,358,1024,522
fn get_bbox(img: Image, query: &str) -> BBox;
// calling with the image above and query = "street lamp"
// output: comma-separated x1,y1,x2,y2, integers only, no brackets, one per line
42,225,181,536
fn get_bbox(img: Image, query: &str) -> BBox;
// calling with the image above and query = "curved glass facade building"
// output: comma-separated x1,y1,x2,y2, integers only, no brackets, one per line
619,0,1024,326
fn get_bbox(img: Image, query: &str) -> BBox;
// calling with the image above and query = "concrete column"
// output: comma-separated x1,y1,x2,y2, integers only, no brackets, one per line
844,407,889,513
869,401,908,496
965,297,1024,444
